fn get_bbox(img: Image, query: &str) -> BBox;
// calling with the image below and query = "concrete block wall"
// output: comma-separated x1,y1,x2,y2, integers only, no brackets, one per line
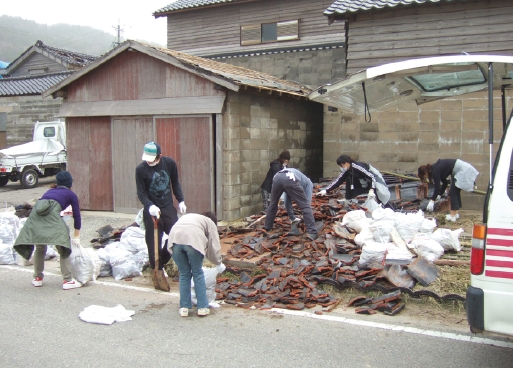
0,95,63,147
322,90,512,210
218,48,346,88
222,90,323,221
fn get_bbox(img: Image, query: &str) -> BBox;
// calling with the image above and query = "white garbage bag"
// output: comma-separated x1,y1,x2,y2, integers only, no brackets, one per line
0,241,15,264
359,241,393,267
394,210,425,243
191,267,220,307
410,233,444,262
79,304,135,325
70,238,96,284
370,220,395,243
431,228,464,252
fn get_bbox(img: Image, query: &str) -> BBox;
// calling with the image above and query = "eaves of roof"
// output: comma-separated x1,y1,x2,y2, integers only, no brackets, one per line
153,0,255,18
43,40,312,99
0,71,74,96
324,0,460,18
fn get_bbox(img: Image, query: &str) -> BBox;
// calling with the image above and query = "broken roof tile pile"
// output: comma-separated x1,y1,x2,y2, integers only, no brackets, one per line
217,183,465,315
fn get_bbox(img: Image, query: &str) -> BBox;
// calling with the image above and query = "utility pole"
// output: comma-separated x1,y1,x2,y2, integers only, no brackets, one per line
111,20,124,49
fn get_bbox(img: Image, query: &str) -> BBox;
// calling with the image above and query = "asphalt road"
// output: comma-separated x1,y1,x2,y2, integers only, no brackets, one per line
1,265,512,368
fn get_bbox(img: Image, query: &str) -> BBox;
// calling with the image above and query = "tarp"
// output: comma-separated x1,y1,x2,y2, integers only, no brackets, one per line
0,138,65,158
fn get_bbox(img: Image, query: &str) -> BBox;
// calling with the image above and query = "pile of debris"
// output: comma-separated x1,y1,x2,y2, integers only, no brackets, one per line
218,186,466,315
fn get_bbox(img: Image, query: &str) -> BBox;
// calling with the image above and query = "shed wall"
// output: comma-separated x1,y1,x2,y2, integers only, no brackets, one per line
345,0,513,74
222,90,323,221
0,95,63,147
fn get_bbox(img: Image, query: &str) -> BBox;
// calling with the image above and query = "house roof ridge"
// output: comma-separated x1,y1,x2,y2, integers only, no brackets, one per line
153,0,247,17
324,0,460,16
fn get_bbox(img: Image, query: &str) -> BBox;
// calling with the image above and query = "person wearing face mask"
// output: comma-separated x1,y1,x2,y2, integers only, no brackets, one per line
418,159,479,221
316,155,390,206
136,142,186,271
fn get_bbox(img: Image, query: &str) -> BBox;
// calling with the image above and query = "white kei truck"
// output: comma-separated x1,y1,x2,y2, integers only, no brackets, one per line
0,120,67,188
308,55,513,336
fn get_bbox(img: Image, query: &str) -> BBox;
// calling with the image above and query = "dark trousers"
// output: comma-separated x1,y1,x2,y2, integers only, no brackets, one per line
449,176,462,210
143,204,178,270
265,172,317,235
345,178,370,200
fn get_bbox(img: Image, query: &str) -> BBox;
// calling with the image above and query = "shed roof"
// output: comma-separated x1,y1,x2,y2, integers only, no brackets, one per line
43,40,312,98
153,0,250,17
324,0,459,17
0,71,73,96
5,40,97,76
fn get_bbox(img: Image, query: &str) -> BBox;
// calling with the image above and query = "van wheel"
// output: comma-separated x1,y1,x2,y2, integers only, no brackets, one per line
0,176,8,187
21,169,38,189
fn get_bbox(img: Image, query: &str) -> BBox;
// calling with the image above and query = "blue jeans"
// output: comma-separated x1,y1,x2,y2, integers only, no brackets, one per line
171,243,208,309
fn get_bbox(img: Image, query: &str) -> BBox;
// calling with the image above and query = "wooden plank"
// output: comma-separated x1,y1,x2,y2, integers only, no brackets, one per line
112,117,154,213
156,116,214,214
58,96,226,117
88,118,113,211
66,118,90,209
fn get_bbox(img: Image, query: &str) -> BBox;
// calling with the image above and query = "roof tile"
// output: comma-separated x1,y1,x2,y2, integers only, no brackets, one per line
324,0,457,16
154,0,243,15
0,72,73,96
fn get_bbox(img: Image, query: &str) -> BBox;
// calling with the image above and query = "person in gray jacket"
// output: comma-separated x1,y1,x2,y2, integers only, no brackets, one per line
282,168,313,226
167,212,225,317
265,168,318,241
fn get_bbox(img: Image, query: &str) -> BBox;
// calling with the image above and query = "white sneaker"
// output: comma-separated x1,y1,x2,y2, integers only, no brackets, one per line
455,213,460,219
197,308,210,317
179,308,189,317
291,218,301,226
445,214,457,222
62,279,83,290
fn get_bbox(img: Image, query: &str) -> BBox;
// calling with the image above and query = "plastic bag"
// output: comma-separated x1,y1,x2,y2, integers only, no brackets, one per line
135,209,145,230
0,241,16,264
341,210,366,226
410,233,444,262
108,246,142,281
420,217,437,234
431,228,464,252
132,250,149,272
191,267,220,306
45,245,58,260
359,241,393,267
0,212,19,246
70,238,95,284
354,227,374,247
362,197,379,212
370,220,395,243
372,207,395,221
119,226,147,254
96,248,112,277
394,211,425,243
79,304,135,325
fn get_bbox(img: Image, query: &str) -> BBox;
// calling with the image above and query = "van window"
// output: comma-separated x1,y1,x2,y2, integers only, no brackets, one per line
43,127,56,138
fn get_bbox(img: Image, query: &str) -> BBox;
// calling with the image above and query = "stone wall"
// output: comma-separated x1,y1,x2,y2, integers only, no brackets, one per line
0,95,63,147
322,90,513,211
222,90,323,221
217,47,346,88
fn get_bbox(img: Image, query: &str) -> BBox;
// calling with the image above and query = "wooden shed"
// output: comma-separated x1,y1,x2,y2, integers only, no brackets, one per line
43,40,323,221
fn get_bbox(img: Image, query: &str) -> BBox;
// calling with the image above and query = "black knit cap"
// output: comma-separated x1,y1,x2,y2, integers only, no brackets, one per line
56,171,73,188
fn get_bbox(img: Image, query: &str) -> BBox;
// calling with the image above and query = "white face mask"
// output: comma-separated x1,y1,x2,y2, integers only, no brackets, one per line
147,160,158,167
340,167,347,173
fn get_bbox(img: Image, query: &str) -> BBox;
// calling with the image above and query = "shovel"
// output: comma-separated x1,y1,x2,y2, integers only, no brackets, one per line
151,216,170,292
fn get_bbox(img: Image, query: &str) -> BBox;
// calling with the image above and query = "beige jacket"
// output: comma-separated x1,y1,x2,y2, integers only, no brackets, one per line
167,213,222,265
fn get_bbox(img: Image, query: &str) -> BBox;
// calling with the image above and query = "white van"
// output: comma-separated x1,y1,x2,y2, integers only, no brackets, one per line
309,55,513,336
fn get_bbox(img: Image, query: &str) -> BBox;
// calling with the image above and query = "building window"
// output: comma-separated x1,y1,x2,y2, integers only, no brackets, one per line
241,20,299,46
28,68,48,75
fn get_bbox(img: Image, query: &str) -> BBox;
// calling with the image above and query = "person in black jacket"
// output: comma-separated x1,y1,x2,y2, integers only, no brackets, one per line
316,155,390,205
418,158,479,221
136,141,186,270
260,150,290,211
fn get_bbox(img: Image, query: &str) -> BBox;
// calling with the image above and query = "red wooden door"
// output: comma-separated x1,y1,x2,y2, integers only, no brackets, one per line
155,116,214,214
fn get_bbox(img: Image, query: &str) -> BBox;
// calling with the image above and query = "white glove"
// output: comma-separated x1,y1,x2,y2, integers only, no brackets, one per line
216,263,226,273
71,237,81,246
317,189,327,196
368,189,375,198
426,200,435,212
178,202,187,214
149,205,160,218
436,195,441,201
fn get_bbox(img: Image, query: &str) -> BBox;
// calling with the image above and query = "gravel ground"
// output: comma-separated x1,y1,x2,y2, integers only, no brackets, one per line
0,176,138,246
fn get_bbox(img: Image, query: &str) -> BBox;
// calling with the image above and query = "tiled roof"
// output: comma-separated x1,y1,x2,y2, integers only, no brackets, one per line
324,0,457,16
0,71,73,96
44,41,312,99
6,40,97,76
154,0,243,16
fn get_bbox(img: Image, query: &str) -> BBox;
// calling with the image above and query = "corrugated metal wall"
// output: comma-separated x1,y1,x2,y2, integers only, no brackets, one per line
346,0,513,73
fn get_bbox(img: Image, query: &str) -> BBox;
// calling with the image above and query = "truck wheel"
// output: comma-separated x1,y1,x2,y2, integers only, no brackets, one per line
0,177,8,187
21,169,38,189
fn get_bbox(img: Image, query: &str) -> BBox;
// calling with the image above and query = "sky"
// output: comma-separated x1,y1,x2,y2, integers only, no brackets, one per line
0,0,177,46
